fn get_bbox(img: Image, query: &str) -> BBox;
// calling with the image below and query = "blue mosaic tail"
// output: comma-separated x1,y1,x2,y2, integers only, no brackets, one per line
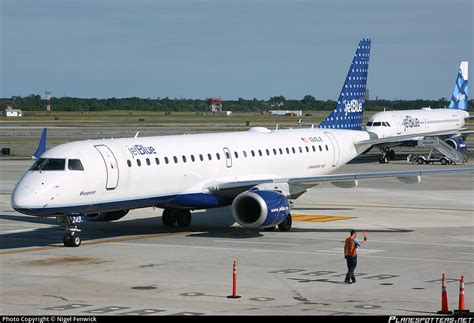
318,38,371,130
448,61,468,110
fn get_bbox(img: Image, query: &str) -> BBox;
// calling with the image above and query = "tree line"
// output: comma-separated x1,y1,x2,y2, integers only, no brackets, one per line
1,94,471,112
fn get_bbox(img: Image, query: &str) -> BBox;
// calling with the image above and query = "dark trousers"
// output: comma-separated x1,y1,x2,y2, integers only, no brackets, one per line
345,256,357,282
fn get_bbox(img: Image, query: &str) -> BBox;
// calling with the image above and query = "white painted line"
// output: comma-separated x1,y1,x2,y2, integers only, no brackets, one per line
266,236,474,248
112,242,474,264
213,239,300,246
2,228,37,234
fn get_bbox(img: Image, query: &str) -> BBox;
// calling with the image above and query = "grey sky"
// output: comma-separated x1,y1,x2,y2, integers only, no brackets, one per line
1,0,472,100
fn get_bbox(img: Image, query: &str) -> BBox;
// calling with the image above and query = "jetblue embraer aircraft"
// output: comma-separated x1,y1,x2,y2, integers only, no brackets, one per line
365,61,471,163
11,39,473,247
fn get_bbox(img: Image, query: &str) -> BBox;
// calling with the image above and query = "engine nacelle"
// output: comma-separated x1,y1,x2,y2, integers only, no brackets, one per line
86,210,129,222
445,136,467,152
231,190,290,228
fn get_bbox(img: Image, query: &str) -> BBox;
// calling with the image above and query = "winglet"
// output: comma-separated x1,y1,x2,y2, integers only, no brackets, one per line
318,38,371,130
32,128,47,159
448,61,468,110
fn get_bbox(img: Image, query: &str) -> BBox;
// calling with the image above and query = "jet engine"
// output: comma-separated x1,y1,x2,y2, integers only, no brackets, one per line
231,190,290,228
86,210,129,222
444,136,467,152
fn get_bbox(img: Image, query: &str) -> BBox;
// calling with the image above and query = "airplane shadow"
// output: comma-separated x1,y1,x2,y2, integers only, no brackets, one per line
0,207,412,250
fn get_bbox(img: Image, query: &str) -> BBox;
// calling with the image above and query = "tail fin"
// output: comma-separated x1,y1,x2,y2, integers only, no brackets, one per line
318,38,371,130
32,128,47,159
448,61,468,110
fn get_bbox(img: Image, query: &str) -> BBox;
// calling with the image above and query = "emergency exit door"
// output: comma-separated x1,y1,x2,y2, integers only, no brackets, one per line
95,145,119,190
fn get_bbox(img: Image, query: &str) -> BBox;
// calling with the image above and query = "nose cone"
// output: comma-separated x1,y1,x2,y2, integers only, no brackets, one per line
11,175,41,215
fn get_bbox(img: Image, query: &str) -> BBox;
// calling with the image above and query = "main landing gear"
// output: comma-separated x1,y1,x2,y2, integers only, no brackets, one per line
379,148,396,163
57,215,82,247
263,213,293,232
162,209,192,228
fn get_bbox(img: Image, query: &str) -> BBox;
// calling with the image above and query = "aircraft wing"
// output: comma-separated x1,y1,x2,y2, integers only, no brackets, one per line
355,128,471,146
206,168,474,198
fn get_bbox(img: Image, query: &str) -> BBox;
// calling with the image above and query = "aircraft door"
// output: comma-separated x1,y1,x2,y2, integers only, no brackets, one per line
324,132,340,167
94,144,119,190
392,115,402,134
223,147,232,168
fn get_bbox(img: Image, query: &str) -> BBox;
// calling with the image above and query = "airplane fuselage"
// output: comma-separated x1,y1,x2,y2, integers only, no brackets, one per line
11,127,371,216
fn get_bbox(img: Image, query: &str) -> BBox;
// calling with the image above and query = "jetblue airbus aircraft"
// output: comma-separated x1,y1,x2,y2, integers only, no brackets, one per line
364,61,470,162
11,39,473,247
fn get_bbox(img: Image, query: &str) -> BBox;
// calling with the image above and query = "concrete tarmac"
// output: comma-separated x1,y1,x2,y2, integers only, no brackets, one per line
0,157,473,316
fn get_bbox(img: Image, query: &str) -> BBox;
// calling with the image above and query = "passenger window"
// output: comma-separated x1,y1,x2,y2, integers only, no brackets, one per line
243,151,247,158
312,146,316,152
191,155,195,162
279,148,283,155
234,151,239,158
68,159,84,171
137,159,141,167
305,146,309,153
173,156,178,163
319,145,322,151
225,152,230,159
286,148,290,154
182,155,187,163
216,153,220,160
251,150,255,157
165,157,169,164
258,150,262,156
208,153,212,161
266,149,270,156
292,147,296,154
155,157,160,165
325,145,329,151
127,160,132,167
199,154,203,161
146,158,151,166
299,147,303,153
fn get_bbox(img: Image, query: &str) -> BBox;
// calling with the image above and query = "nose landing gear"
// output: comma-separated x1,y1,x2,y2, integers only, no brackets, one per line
57,215,82,247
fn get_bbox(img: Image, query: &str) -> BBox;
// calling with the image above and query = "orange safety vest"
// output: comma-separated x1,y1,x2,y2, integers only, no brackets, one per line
344,237,357,257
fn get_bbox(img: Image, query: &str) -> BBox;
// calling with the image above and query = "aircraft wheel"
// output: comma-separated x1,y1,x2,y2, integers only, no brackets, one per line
278,214,292,232
177,210,192,228
417,158,424,165
63,233,81,247
162,209,177,227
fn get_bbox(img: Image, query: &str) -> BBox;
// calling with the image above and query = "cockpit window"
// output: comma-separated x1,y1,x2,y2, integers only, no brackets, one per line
372,122,382,126
30,158,66,171
68,159,84,171
366,122,373,126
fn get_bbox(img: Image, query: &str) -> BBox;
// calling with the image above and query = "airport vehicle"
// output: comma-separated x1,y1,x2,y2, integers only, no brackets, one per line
408,154,453,165
365,62,470,163
11,39,474,247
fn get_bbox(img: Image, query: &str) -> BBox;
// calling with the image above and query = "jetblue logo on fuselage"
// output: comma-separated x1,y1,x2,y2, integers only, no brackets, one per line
127,144,157,158
402,116,421,130
344,99,363,116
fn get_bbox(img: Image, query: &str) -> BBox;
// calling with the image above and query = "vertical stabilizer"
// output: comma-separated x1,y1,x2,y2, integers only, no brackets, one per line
318,38,371,130
448,61,468,110
32,128,47,159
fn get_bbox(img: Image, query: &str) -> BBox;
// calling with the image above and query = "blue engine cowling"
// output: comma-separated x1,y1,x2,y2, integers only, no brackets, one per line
231,190,290,228
444,136,467,153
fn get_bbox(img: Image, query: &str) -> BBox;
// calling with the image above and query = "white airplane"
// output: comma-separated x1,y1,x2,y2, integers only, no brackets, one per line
365,61,470,163
11,39,474,247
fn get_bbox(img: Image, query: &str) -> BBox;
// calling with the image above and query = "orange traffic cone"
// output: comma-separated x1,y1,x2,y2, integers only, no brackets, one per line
437,274,452,314
454,275,470,314
227,259,241,299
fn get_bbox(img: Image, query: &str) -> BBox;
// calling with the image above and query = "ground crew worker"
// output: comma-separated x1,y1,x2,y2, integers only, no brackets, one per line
344,229,367,284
